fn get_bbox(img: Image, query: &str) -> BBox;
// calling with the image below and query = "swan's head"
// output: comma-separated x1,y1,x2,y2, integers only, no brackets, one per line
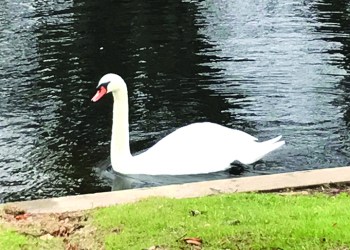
91,73,126,102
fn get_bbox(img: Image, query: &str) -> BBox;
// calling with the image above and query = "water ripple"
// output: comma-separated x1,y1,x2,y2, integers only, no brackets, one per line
1,0,350,202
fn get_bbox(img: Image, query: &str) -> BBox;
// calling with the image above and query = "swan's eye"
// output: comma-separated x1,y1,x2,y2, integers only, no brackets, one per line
97,81,110,89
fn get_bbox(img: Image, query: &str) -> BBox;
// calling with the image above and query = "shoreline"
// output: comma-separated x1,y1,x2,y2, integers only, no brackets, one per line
2,166,350,213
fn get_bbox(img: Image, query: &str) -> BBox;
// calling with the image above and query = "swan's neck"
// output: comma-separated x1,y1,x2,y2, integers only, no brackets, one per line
111,88,132,170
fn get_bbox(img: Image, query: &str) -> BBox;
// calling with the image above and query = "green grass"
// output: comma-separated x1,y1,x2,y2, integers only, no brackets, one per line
0,227,28,250
0,225,63,250
92,193,350,249
1,192,350,249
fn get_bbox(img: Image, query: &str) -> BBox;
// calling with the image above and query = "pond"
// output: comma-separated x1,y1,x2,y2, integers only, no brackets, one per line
1,0,350,202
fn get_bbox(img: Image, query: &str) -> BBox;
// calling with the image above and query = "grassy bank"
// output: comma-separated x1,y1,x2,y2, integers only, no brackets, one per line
1,191,350,249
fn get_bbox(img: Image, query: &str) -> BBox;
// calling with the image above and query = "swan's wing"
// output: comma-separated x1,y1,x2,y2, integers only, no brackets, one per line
132,122,266,175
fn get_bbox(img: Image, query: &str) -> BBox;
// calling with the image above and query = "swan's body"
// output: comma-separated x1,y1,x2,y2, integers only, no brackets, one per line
92,73,285,175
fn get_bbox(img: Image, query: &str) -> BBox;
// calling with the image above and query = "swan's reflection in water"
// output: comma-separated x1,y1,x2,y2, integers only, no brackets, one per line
95,159,274,192
110,171,234,191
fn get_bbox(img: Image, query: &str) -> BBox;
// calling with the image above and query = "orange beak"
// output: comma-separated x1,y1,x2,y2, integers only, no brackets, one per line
91,86,107,102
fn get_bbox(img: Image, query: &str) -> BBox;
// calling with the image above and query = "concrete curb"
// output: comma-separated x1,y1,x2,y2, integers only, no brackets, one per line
3,167,350,213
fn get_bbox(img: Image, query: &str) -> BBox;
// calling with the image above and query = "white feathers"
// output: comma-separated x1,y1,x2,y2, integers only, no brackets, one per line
93,74,285,175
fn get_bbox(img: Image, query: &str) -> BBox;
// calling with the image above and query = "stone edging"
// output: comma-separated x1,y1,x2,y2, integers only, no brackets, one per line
2,167,350,213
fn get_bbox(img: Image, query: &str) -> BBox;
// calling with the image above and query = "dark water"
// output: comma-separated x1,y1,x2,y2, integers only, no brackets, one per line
1,0,350,202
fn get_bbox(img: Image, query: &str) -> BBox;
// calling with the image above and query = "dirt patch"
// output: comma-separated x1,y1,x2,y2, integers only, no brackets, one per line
0,207,102,250
262,181,350,196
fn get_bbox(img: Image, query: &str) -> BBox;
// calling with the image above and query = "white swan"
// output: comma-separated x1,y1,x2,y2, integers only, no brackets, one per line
92,73,285,175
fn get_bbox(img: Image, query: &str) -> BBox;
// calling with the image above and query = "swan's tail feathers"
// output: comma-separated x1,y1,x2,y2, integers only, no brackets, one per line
263,135,283,145
240,135,285,165
263,136,285,153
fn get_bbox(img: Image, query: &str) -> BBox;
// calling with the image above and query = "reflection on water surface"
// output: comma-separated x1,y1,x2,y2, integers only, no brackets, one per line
1,0,350,202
